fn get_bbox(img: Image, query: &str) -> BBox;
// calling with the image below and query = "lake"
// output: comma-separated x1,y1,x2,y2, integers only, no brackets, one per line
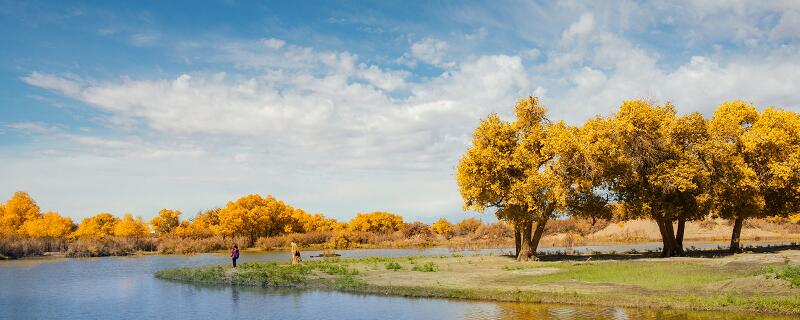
1,243,795,320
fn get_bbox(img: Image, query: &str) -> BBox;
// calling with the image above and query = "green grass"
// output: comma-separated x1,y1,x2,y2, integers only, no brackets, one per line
515,261,748,289
412,261,439,272
155,260,359,287
385,261,403,271
756,264,800,287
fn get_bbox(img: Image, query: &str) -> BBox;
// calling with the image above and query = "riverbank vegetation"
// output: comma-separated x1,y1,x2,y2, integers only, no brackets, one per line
155,249,800,314
457,97,800,259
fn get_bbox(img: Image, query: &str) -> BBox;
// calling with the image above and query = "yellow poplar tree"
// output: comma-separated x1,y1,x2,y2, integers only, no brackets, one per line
150,209,181,236
1,191,41,235
72,213,118,238
430,218,454,238
458,97,574,260
18,211,74,238
348,212,404,234
113,213,149,237
707,102,800,252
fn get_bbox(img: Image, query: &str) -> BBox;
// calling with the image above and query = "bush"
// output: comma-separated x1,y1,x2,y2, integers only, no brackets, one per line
385,261,403,271
453,218,482,236
158,235,235,254
255,232,333,250
471,222,513,242
412,261,439,272
401,222,432,238
325,230,377,249
66,236,153,257
545,217,610,236
0,236,50,259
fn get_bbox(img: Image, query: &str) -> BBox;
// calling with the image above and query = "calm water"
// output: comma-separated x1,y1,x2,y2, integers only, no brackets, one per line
0,243,794,320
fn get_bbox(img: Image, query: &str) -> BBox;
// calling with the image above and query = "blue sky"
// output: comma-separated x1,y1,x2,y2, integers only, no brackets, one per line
2,1,800,223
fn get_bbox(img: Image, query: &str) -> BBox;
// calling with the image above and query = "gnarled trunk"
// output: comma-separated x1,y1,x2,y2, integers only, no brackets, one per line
530,212,551,254
656,218,676,257
730,217,744,254
514,227,521,257
675,218,686,253
517,220,534,261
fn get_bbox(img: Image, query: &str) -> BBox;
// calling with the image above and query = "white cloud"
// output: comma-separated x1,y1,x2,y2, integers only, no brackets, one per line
260,37,286,49
561,13,595,43
409,37,452,67
21,72,82,98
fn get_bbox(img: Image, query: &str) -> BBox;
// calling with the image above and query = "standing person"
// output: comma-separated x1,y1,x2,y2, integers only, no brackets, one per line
231,244,239,268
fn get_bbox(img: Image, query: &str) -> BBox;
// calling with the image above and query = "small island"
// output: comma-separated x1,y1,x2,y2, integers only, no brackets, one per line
155,248,800,315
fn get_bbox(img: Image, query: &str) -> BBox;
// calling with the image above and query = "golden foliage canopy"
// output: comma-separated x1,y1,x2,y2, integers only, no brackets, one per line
348,211,404,234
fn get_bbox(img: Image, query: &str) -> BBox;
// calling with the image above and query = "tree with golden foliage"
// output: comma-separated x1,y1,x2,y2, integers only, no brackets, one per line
1,191,41,235
430,218,454,238
217,194,294,244
150,209,181,236
706,101,800,252
113,213,149,237
72,213,118,238
598,100,713,257
348,211,404,234
458,97,580,260
18,212,74,238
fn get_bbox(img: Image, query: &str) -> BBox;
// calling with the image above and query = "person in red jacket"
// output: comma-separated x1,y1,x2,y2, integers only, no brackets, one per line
231,244,239,268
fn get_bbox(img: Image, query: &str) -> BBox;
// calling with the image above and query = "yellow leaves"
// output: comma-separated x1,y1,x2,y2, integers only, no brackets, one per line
72,213,118,238
112,213,149,238
151,209,181,235
708,100,758,143
18,212,74,238
1,191,41,234
348,212,404,234
430,218,454,237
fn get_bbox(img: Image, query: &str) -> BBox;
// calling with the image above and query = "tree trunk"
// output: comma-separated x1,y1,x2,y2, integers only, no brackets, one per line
666,219,683,256
675,218,686,254
530,213,551,254
730,217,744,254
517,220,534,261
656,218,675,257
514,227,521,257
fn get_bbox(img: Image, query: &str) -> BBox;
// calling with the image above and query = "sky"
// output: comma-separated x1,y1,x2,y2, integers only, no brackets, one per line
2,1,800,223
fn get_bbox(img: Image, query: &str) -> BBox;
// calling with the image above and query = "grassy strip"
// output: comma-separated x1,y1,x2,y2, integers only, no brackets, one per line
155,255,800,315
350,284,800,315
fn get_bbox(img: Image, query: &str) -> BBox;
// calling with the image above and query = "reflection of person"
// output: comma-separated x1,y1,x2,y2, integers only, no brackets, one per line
291,242,302,264
231,244,240,268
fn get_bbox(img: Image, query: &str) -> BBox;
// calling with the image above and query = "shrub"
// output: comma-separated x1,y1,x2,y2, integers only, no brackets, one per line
453,218,482,236
158,235,234,254
0,236,50,259
385,261,403,271
412,261,439,272
66,236,155,257
471,222,513,242
325,230,377,249
401,222,432,238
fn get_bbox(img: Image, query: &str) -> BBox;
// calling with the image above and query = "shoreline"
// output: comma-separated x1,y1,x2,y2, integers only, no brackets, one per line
4,239,799,261
154,248,800,315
